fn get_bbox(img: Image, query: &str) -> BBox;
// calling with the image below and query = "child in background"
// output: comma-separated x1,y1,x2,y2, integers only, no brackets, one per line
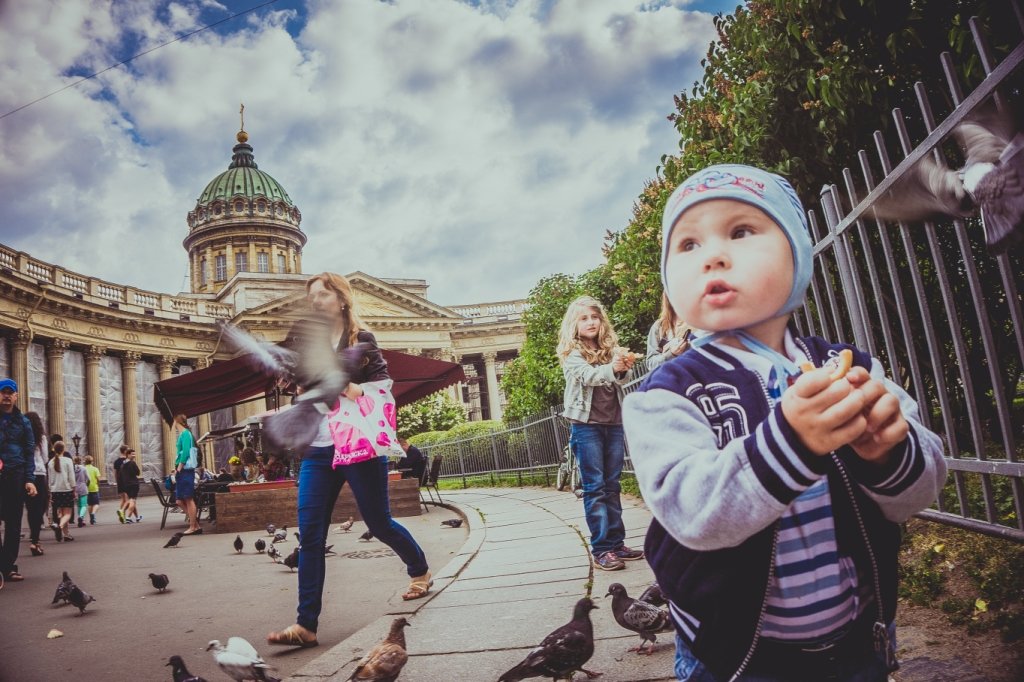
72,456,88,528
623,165,947,681
645,292,694,372
557,295,642,572
83,455,101,525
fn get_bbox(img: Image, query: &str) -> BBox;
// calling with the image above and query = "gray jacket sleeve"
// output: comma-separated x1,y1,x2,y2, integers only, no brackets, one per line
644,323,671,371
562,350,625,386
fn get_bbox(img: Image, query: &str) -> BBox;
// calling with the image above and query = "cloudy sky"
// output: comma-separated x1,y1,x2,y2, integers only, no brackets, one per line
0,0,736,306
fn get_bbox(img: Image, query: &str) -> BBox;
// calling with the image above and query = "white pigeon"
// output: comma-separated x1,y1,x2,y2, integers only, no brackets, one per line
206,637,280,682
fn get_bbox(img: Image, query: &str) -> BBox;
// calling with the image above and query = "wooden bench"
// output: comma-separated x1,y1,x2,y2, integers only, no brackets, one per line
210,478,422,533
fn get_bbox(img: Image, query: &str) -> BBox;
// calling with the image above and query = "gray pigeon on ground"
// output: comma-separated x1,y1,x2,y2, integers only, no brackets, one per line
166,654,208,682
164,532,185,549
337,516,355,532
255,538,266,553
52,571,74,605
233,535,244,553
606,583,672,654
637,582,666,608
498,598,600,681
282,547,299,572
266,524,276,536
68,584,96,615
440,519,463,528
149,573,170,592
206,637,280,682
273,529,287,544
347,617,410,682
267,545,282,562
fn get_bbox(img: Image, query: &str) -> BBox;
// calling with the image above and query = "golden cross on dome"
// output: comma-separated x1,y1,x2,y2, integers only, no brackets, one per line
239,103,245,132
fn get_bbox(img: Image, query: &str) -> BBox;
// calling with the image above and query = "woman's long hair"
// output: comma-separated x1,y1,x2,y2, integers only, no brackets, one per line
25,411,45,448
174,414,190,430
305,272,367,348
52,441,66,472
556,296,618,365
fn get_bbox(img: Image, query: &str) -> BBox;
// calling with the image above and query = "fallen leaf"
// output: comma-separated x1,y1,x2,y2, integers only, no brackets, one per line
975,598,988,612
47,629,63,639
933,543,945,553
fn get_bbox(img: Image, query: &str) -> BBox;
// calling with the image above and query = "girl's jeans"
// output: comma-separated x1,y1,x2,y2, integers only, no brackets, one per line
569,423,625,557
296,448,428,633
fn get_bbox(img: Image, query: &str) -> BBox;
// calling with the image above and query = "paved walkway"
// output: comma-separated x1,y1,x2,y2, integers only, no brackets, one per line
288,487,993,682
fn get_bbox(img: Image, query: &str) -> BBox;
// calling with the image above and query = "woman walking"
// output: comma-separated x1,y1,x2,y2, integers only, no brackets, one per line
47,441,76,542
24,412,49,556
268,272,431,649
173,416,202,535
557,295,642,572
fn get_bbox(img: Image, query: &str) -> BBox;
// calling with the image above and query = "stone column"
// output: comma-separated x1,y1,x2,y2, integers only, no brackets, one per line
84,346,106,475
203,245,214,291
446,349,463,405
225,242,236,280
121,351,141,458
157,355,178,473
195,358,213,470
286,245,296,274
248,241,257,274
483,351,503,422
10,329,31,404
46,338,70,439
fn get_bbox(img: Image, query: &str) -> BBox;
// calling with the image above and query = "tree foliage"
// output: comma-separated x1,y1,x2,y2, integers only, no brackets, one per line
397,392,466,440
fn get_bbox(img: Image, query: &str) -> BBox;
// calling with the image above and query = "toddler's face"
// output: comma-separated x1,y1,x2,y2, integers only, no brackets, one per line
575,307,602,342
664,199,792,334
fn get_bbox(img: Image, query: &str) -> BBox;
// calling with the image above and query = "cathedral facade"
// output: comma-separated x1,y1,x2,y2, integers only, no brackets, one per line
0,127,524,483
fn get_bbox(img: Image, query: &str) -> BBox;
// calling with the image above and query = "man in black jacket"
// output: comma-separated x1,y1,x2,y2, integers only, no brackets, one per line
0,378,37,582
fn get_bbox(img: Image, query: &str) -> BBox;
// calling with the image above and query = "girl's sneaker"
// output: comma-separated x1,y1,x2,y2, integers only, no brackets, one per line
117,509,125,524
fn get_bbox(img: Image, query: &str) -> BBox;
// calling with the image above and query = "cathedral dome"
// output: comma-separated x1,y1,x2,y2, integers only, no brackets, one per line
197,131,294,207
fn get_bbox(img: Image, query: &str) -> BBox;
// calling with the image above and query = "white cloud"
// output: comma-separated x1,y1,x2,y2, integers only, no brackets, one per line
0,0,718,304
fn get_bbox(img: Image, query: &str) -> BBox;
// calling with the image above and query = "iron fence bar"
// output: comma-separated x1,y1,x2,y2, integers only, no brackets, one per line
804,211,831,340
827,184,872,352
808,211,846,343
841,167,890,362
916,510,1024,543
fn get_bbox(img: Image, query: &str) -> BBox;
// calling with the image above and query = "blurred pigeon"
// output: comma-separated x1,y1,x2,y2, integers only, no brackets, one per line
219,317,365,451
293,531,301,543
359,530,374,542
254,538,266,553
440,519,463,528
68,584,96,615
324,544,336,556
166,654,208,682
266,524,276,536
606,583,672,654
207,638,280,682
347,617,410,682
637,582,666,608
282,547,300,572
498,598,600,681
233,535,244,553
52,571,74,605
273,530,287,544
267,545,282,562
149,573,170,593
164,532,185,549
337,516,355,532
874,112,1024,254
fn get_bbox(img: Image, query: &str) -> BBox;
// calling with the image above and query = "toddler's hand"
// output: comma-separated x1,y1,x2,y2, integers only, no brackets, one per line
782,367,869,455
844,368,909,464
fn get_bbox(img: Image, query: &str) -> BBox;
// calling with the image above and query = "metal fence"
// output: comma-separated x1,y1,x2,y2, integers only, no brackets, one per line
422,9,1024,542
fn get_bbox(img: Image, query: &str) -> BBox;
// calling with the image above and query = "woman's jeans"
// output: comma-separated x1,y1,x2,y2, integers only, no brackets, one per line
570,423,625,557
26,474,49,543
296,448,428,633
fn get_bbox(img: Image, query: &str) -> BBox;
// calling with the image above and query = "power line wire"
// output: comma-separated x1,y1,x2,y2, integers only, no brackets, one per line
0,0,284,121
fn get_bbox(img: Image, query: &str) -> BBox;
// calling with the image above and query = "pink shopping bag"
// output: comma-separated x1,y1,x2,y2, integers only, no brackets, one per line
328,380,403,468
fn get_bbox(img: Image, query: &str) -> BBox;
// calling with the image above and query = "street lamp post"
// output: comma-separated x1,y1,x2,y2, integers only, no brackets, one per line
72,433,81,457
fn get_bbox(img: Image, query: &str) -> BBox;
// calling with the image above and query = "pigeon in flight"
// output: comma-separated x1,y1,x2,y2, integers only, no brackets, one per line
164,532,185,549
337,516,355,533
166,654,208,682
637,582,666,608
347,617,410,682
498,598,600,681
440,519,463,528
606,583,672,654
207,637,281,682
359,530,374,542
254,538,266,553
874,111,1024,254
233,535,244,554
149,573,170,593
68,584,96,615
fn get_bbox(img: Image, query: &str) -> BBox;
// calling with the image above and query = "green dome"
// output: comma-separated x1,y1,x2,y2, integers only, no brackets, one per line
197,140,294,207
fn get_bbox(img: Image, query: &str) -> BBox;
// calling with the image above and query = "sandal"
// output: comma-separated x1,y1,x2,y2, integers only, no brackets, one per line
4,571,24,582
29,544,44,556
267,624,319,648
401,572,433,601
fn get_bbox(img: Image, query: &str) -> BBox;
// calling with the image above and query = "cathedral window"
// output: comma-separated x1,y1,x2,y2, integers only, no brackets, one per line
277,254,286,273
257,252,269,273
215,255,227,280
236,252,248,273
200,257,208,286
234,200,245,213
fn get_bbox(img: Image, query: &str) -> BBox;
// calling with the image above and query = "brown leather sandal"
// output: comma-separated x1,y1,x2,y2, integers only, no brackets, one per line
267,624,318,648
30,543,44,556
402,572,433,601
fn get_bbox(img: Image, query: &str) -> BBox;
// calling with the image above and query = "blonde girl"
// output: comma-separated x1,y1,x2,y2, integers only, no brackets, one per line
558,296,642,571
645,292,694,371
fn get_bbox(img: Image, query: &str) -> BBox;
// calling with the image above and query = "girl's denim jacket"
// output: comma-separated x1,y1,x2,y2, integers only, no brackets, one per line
560,349,629,422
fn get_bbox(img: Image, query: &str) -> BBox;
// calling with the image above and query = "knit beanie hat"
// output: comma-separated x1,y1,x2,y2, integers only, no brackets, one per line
660,164,813,319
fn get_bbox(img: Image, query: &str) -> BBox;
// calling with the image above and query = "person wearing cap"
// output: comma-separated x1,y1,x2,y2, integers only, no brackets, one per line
0,378,38,582
622,165,947,681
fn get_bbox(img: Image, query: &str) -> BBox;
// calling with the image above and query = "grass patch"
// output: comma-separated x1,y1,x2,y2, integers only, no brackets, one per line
438,469,556,490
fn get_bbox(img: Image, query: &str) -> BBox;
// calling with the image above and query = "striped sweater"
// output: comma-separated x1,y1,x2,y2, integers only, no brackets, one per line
622,334,946,680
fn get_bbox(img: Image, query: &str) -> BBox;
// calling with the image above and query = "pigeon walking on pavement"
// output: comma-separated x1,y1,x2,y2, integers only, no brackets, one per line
347,617,410,682
207,637,281,682
637,582,666,608
254,538,266,553
52,571,74,605
605,583,672,654
273,529,287,544
68,584,96,615
498,598,600,681
266,524,276,536
267,545,282,562
359,530,374,542
282,547,300,572
166,654,208,682
440,519,463,528
164,532,185,549
149,573,170,593
337,516,355,533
